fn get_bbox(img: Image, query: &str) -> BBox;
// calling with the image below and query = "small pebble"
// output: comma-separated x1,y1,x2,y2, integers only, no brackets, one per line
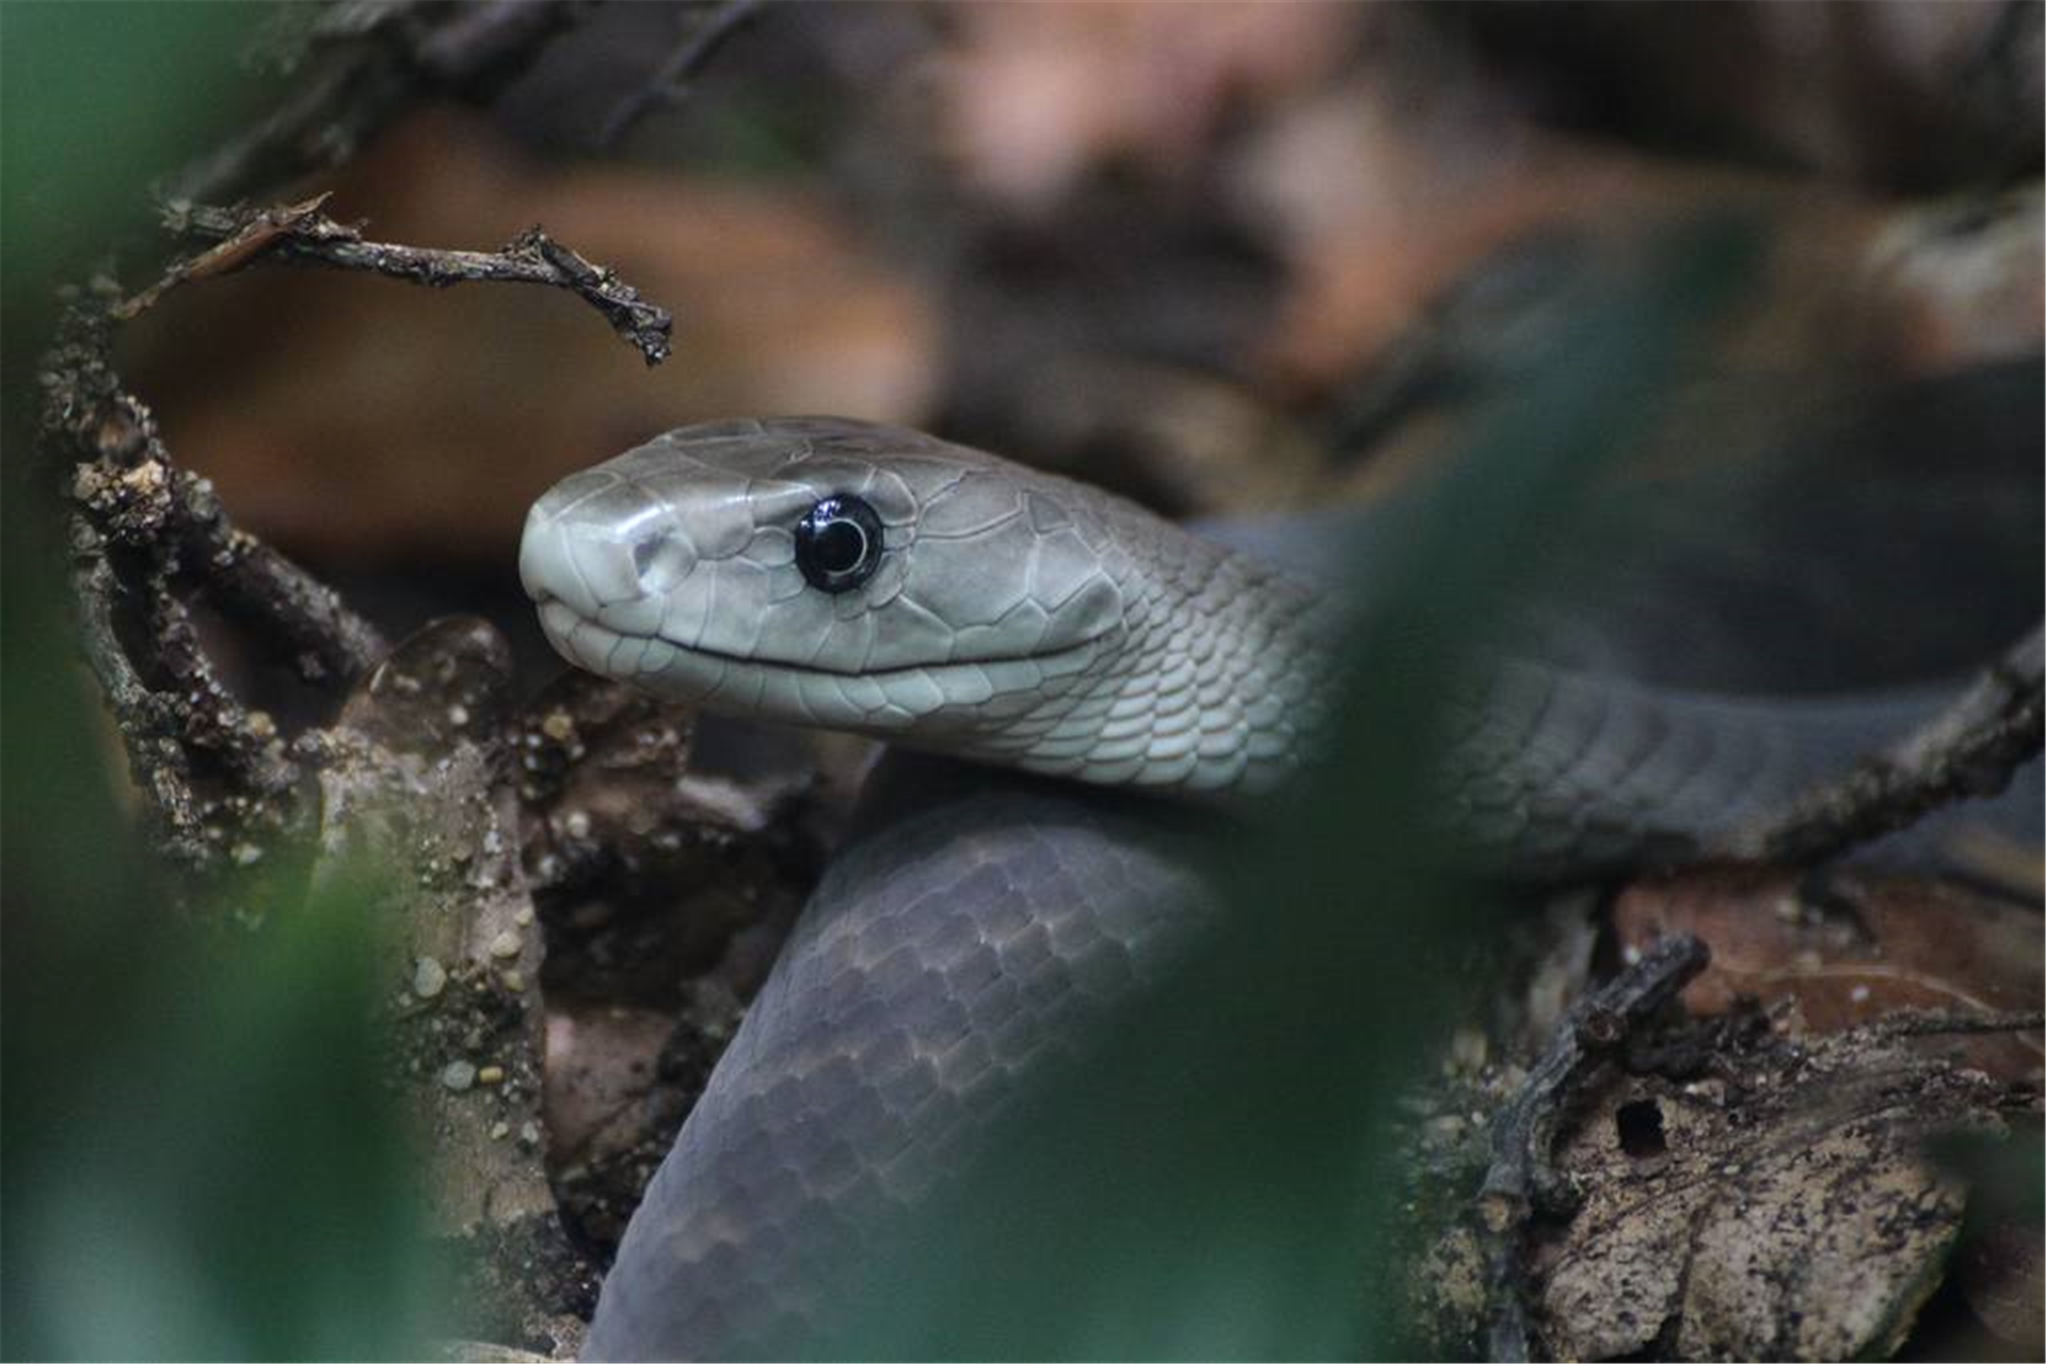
490,1122,510,1141
1449,1028,1489,1073
514,905,534,928
477,1065,505,1086
412,957,448,999
499,969,525,993
440,1060,477,1092
448,703,470,728
1424,1114,1468,1145
489,929,523,960
519,1121,541,1148
231,842,264,867
563,810,592,840
540,710,575,742
119,461,166,494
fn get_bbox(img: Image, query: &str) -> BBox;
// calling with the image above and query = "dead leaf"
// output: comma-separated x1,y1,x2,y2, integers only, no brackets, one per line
929,1,1359,210
1614,867,2043,1083
1233,77,2039,401
1537,1029,2015,1359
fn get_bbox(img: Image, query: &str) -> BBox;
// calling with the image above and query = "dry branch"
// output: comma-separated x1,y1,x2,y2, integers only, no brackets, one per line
169,0,586,206
46,185,674,878
137,197,673,365
1477,933,1712,1362
597,0,764,149
1719,622,2045,865
1865,1006,2046,1040
48,305,385,868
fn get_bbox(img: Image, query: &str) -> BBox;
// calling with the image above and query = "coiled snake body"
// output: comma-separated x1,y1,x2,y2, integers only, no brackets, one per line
521,417,2032,1358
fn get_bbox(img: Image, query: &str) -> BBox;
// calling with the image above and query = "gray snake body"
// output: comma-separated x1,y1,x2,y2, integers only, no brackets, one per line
519,417,2036,1358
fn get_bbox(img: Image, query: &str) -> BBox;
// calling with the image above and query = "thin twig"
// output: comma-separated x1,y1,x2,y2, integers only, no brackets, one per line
597,0,763,149
120,194,339,317
62,363,389,684
174,479,392,685
68,526,211,864
1717,623,2045,865
169,0,584,206
143,566,297,797
145,202,674,366
1864,1007,2044,1041
1478,933,1712,1362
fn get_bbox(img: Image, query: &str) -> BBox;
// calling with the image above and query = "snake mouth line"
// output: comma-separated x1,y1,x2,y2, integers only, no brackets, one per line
535,597,1109,687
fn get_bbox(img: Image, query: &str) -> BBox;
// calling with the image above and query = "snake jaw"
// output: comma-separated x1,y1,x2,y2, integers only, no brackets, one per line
532,591,1121,756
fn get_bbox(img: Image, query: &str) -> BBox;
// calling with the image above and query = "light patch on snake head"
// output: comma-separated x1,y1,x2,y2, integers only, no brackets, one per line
904,479,1122,660
522,418,1128,733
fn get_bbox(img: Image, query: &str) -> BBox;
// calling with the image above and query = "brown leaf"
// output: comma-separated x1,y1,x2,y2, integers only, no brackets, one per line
1537,1029,2013,1359
930,1,1359,210
1614,866,2043,1082
1235,79,2040,400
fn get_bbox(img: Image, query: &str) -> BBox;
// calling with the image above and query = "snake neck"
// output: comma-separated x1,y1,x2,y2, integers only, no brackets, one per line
930,506,1338,798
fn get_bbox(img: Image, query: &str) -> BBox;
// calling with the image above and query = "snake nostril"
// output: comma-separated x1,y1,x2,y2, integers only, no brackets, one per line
632,532,695,594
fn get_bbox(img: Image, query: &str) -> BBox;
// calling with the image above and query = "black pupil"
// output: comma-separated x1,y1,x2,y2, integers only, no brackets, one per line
814,519,865,573
795,495,882,592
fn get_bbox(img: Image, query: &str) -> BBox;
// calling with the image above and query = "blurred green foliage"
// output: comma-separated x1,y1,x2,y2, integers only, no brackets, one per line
2,4,262,339
807,229,1758,1360
4,865,441,1359
3,5,438,1357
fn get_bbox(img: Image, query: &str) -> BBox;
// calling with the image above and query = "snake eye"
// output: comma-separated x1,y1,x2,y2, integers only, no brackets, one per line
794,495,884,593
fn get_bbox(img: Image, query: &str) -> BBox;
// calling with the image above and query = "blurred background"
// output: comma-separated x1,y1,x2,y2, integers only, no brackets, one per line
84,3,2046,634
4,2,2040,1358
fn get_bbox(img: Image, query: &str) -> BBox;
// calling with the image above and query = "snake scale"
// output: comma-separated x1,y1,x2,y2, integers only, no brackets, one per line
520,417,2034,1359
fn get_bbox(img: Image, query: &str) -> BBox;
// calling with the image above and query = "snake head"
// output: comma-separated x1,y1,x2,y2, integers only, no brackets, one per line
520,417,1129,739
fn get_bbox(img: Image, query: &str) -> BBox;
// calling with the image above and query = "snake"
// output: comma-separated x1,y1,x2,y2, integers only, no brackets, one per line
519,416,2038,1359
